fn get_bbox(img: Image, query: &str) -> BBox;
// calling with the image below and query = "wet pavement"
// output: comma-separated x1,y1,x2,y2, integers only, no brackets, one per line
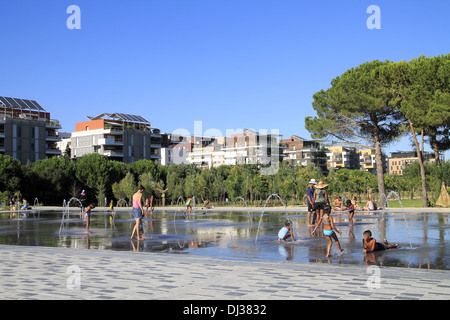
0,207,449,300
0,244,449,300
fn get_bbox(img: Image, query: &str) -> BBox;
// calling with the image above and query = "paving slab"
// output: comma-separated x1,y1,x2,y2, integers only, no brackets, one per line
0,244,449,300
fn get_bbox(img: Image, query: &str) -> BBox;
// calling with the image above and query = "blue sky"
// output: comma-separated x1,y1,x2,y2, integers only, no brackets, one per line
1,0,449,159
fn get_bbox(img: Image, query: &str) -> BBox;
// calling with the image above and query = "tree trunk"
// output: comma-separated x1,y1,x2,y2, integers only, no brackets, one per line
429,133,441,166
409,120,428,207
373,127,386,198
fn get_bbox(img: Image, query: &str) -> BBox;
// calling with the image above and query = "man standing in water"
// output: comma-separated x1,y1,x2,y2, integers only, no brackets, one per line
306,179,317,226
131,185,145,240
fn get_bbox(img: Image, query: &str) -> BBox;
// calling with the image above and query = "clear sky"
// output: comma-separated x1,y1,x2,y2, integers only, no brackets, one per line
1,0,449,159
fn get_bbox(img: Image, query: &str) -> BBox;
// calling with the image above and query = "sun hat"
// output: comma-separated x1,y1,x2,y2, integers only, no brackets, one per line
308,179,317,184
314,181,328,189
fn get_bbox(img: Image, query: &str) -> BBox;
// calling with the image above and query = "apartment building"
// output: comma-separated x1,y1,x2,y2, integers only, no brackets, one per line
388,151,439,175
222,129,282,166
188,136,226,169
325,146,359,170
0,96,62,162
160,129,282,169
358,148,388,174
70,113,161,164
280,135,326,169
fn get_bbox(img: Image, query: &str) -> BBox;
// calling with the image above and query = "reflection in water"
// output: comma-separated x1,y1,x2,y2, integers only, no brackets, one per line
0,210,448,270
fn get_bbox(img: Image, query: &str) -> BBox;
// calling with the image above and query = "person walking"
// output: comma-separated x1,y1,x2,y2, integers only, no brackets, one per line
131,185,145,240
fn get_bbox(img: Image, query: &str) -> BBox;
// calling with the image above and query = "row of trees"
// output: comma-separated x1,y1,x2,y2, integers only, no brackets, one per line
0,153,448,207
306,54,449,207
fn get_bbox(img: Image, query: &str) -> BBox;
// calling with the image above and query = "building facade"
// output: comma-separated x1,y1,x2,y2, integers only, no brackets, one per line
0,96,62,162
325,146,360,170
222,129,282,166
280,135,326,170
71,113,161,163
388,151,439,175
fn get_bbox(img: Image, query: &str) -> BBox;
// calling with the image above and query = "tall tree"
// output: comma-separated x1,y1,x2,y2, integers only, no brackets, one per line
305,60,405,197
380,55,450,206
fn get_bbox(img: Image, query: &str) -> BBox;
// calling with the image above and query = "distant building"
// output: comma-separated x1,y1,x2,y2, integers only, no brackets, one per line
70,113,161,163
0,96,62,162
56,131,72,157
358,148,386,174
280,135,326,170
325,146,359,170
160,129,282,169
222,129,282,166
388,151,442,175
188,136,225,169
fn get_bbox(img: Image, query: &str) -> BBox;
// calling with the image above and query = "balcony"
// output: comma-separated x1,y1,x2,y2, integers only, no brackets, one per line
45,132,61,142
98,138,123,146
46,120,61,129
103,150,124,157
45,147,61,155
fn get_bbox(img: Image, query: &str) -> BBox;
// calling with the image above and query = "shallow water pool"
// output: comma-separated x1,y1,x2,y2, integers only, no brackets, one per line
0,209,449,270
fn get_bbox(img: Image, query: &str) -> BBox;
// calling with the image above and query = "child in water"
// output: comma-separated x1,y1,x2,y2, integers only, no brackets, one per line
278,220,295,242
84,204,95,233
184,197,193,219
312,205,343,257
346,199,355,222
363,230,399,253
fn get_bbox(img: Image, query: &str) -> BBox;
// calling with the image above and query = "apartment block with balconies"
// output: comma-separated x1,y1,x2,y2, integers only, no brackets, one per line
70,113,161,164
0,96,62,162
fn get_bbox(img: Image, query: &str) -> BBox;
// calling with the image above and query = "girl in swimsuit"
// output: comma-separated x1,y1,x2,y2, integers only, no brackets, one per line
312,205,343,257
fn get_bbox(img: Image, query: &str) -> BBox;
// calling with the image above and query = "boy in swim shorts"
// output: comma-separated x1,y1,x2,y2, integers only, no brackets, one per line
363,230,399,253
84,204,95,233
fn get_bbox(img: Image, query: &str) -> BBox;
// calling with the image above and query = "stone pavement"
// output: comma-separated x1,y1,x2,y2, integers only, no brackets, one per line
0,244,449,300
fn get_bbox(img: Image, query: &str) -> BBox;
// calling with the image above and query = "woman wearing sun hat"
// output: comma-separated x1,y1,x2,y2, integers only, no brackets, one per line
313,181,330,221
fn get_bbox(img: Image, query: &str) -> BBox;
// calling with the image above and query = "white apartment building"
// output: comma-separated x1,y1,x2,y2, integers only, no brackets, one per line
70,113,161,163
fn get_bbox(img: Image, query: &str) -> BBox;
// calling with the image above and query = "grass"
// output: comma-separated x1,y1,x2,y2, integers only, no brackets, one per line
386,199,424,208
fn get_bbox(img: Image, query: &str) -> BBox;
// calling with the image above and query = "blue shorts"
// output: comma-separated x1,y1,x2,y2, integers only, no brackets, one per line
132,208,142,219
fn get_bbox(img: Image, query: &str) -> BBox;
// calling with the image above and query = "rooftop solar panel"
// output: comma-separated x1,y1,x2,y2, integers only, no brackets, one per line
0,97,10,107
21,99,35,110
27,100,46,111
88,112,150,124
15,98,30,110
5,97,20,108
30,100,45,111
0,97,47,112
114,112,149,123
